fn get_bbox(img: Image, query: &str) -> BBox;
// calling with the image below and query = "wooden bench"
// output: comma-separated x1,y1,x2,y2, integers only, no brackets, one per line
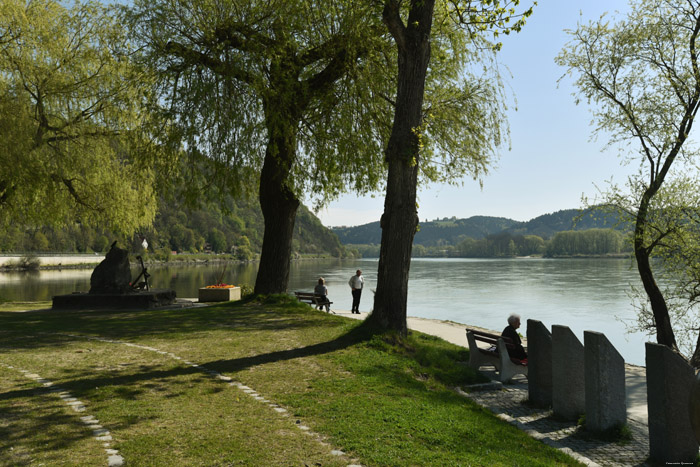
294,292,334,313
465,328,528,383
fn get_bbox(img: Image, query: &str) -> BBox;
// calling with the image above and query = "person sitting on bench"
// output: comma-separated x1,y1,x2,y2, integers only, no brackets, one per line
502,314,527,361
314,277,330,313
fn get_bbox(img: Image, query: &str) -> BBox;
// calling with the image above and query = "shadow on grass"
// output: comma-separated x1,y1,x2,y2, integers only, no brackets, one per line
205,320,379,374
0,319,380,402
0,298,345,351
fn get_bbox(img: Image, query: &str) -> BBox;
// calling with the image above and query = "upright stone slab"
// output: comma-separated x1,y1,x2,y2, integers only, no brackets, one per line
552,325,585,420
584,331,626,433
691,371,700,443
527,319,552,408
646,343,699,463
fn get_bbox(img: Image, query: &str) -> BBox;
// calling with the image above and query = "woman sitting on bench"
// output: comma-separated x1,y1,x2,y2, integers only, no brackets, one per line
314,277,330,313
502,314,527,361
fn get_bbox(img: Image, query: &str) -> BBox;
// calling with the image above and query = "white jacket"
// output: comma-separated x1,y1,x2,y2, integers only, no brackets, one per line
349,275,364,290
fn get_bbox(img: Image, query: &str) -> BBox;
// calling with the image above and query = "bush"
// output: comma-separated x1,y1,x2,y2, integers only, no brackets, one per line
5,255,41,270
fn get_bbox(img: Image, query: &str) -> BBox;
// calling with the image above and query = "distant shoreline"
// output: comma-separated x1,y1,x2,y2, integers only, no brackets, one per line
0,252,633,272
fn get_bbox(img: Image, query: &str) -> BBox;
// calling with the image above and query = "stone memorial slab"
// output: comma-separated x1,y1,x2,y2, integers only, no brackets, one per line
584,331,626,433
552,325,585,420
527,319,552,408
691,371,700,443
90,242,131,294
646,342,699,463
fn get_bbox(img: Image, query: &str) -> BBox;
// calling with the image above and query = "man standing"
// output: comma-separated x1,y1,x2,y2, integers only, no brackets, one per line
348,269,364,314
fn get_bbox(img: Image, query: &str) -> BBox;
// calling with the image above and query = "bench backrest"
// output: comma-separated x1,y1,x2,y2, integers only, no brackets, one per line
466,328,515,349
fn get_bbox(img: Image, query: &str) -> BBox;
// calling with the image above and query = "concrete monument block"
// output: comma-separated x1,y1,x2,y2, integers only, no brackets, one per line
527,319,552,408
646,343,699,463
552,325,585,421
584,331,626,433
691,371,700,443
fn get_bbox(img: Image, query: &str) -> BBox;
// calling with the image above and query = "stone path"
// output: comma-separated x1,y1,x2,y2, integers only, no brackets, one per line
459,374,649,467
0,361,125,467
460,378,649,466
56,332,362,467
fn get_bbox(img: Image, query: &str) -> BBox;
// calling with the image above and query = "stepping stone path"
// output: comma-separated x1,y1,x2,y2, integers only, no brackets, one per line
0,361,124,466
53,332,360,466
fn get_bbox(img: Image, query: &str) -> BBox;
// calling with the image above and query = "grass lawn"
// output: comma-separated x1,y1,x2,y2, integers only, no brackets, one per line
0,296,581,466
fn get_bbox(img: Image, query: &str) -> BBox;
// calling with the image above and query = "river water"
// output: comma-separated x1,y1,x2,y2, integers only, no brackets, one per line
0,257,652,365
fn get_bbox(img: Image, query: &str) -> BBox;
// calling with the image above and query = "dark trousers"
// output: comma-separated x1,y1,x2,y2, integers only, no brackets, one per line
351,289,362,312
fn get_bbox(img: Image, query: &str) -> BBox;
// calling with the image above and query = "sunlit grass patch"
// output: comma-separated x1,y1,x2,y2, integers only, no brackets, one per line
0,298,582,466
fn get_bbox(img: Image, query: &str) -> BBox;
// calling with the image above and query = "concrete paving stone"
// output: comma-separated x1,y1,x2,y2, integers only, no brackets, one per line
464,384,650,466
107,454,124,466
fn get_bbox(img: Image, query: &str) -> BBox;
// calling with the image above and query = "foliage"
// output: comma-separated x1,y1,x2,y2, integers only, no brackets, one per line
0,0,157,233
557,0,700,359
546,229,628,257
124,0,391,208
1,255,41,271
618,177,700,363
0,196,350,258
335,208,631,258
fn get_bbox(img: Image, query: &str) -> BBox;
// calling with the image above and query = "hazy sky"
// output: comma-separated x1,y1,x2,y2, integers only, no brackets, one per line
313,0,634,227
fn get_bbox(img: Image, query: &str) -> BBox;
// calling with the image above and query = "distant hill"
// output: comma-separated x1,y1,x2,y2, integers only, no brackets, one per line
332,207,629,246
0,196,349,258
504,207,630,239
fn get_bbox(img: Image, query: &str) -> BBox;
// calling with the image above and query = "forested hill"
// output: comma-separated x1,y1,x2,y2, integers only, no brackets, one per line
503,208,627,239
332,216,518,246
332,207,629,247
0,197,349,258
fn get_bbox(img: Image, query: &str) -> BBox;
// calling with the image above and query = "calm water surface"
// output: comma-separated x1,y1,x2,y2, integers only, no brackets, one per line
0,257,650,365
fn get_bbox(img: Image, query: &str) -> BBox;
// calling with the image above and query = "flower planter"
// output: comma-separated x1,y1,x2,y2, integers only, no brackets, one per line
198,286,241,302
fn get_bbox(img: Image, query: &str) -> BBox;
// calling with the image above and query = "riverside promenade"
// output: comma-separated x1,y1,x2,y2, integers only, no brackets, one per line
342,310,650,467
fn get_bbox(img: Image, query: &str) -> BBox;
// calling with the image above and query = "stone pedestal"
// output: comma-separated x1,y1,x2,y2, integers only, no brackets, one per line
527,319,552,408
584,331,626,433
198,287,241,302
53,289,176,309
552,325,585,420
646,343,699,463
691,371,700,443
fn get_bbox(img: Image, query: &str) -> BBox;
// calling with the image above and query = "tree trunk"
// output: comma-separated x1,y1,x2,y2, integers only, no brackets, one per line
368,0,434,335
254,124,300,295
634,193,679,351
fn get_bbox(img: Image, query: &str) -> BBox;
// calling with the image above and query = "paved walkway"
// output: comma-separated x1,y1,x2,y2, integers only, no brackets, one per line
341,310,651,467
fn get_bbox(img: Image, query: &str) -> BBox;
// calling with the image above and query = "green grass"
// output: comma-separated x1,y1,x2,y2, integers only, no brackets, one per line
0,296,582,466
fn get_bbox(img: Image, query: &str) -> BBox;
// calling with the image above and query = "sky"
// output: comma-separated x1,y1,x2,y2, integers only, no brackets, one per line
313,0,634,227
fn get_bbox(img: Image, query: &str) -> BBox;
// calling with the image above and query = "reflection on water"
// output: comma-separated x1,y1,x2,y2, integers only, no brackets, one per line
0,257,652,365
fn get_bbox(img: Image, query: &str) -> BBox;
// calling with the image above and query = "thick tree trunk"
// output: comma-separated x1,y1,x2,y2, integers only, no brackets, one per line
634,194,679,351
254,126,300,295
369,0,434,335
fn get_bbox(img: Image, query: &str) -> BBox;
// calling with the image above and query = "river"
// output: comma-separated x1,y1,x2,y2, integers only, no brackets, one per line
0,257,652,366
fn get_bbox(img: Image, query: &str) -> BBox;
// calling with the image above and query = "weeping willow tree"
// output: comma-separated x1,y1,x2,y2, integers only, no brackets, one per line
126,0,394,294
0,0,157,233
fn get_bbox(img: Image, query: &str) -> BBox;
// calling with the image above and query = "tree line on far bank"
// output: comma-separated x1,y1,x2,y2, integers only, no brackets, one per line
349,228,630,258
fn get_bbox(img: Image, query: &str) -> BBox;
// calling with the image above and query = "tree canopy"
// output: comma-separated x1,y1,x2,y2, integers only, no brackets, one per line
0,0,157,233
557,0,700,364
126,0,396,293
